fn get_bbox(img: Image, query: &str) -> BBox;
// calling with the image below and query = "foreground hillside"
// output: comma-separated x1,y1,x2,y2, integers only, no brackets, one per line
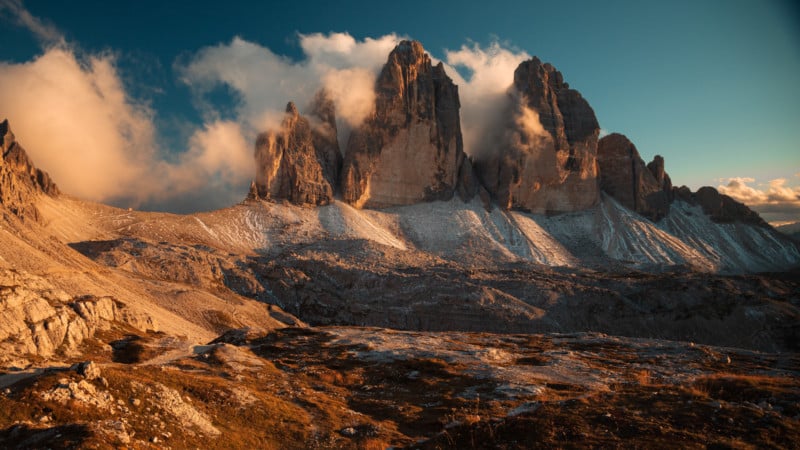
1,326,798,448
29,194,799,353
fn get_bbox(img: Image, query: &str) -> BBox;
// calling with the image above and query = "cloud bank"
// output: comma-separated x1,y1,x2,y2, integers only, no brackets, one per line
718,176,800,224
1,2,546,212
0,4,403,211
442,42,530,159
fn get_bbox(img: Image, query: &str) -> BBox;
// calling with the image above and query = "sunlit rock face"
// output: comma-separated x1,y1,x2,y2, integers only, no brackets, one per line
475,58,600,213
253,100,341,206
341,40,476,209
0,119,59,221
597,133,673,221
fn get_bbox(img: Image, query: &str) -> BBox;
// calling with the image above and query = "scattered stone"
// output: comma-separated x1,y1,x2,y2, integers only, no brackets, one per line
339,427,357,437
72,361,101,380
508,402,541,417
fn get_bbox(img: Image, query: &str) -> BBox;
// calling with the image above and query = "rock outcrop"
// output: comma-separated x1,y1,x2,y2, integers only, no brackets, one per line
475,58,600,213
597,133,673,221
341,40,475,208
1,119,59,220
0,269,157,363
253,101,341,206
686,186,767,226
309,91,342,192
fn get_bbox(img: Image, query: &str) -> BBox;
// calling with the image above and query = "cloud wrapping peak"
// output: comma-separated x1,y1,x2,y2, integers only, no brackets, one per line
0,3,540,213
180,33,401,132
443,41,531,159
0,48,158,203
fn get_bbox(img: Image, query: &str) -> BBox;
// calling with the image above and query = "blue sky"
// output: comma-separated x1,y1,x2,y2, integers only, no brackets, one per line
1,0,798,220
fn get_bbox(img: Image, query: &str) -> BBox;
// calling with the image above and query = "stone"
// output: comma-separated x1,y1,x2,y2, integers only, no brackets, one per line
72,361,101,380
597,133,672,221
341,40,475,208
474,58,600,213
253,102,340,206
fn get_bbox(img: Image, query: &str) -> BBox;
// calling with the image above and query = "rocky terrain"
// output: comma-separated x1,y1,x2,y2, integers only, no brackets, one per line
0,39,799,448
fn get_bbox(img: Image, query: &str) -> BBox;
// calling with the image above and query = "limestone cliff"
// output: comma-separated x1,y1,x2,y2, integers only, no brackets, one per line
475,58,600,213
0,269,156,363
341,40,475,208
597,133,672,221
0,119,59,221
253,101,341,206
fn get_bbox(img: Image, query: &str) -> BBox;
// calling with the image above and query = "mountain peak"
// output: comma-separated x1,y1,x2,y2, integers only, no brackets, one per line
341,40,475,208
475,57,600,213
0,119,59,221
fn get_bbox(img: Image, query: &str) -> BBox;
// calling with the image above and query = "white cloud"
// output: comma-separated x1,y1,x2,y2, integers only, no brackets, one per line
442,41,530,159
179,33,401,136
1,3,403,211
0,0,63,47
0,48,159,203
718,176,800,224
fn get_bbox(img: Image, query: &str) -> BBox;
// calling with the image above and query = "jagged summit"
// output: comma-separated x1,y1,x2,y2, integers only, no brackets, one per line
341,40,476,208
0,119,59,221
252,98,340,206
475,57,601,213
597,132,767,226
243,42,782,238
597,133,673,221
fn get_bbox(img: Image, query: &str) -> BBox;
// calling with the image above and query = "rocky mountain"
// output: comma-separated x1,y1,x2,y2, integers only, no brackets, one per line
1,39,799,449
0,119,58,220
776,221,800,241
678,185,768,226
252,100,341,206
597,133,673,221
341,40,476,208
475,57,600,213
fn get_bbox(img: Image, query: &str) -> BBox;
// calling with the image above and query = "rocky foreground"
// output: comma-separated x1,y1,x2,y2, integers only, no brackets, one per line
0,326,797,448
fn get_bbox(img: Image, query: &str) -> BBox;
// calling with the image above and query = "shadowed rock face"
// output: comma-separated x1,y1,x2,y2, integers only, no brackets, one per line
308,91,342,193
341,40,475,208
253,101,341,206
0,119,59,221
475,58,600,213
597,133,672,221
692,186,767,226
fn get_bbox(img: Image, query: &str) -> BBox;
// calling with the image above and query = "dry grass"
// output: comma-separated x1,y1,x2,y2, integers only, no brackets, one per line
2,327,799,449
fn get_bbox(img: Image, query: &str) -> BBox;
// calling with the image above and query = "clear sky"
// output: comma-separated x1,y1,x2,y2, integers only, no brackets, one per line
1,0,798,221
